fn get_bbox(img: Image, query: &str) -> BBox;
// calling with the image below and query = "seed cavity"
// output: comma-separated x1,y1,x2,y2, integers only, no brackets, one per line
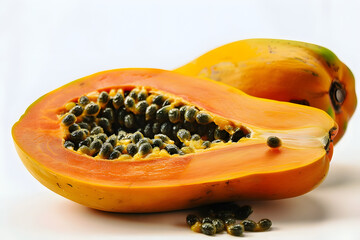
60,87,250,160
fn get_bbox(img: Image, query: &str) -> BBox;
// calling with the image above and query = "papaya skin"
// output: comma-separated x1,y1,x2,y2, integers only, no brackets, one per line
12,68,336,213
175,39,356,144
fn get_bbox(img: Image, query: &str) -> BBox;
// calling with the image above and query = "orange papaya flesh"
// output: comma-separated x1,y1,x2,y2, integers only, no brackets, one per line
12,68,337,213
175,38,356,144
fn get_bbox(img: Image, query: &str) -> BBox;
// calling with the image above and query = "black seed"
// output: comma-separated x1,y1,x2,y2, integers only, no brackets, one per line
227,224,244,236
102,108,115,122
132,131,144,143
138,142,153,155
145,104,158,121
224,218,236,227
137,138,150,146
162,99,172,106
70,129,88,143
98,91,109,107
113,92,124,109
179,105,188,120
105,135,117,147
184,107,198,123
191,134,201,141
267,136,281,148
82,115,96,124
212,219,225,233
114,145,125,153
168,108,180,123
198,124,208,137
129,89,138,100
70,105,83,117
64,141,75,149
96,133,107,143
154,134,171,143
152,138,165,149
117,109,127,126
242,220,256,231
172,123,181,137
124,90,130,97
207,126,215,141
152,95,164,105
186,214,200,227
127,143,138,156
212,139,222,144
231,129,246,142
124,96,135,109
160,122,172,137
135,100,148,115
201,223,216,236
85,103,100,115
236,205,253,220
137,90,148,101
183,121,195,133
165,144,179,155
152,123,161,135
202,217,213,224
98,118,111,133
214,128,230,141
79,96,90,106
135,114,145,127
156,106,171,122
143,123,153,138
258,219,272,230
177,129,191,142
68,124,80,133
117,130,127,140
79,137,92,147
62,113,76,126
196,111,212,125
202,141,210,149
78,122,91,130
108,150,121,160
99,143,113,159
89,139,103,155
124,113,135,129
90,126,104,135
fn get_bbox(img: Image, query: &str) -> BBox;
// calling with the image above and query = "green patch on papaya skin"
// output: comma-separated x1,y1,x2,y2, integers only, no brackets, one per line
326,105,335,119
303,69,319,77
343,121,348,131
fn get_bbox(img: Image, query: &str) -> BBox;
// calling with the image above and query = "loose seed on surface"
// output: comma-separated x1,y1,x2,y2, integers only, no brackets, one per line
186,214,200,227
212,219,225,233
258,219,272,231
267,136,282,148
201,223,216,236
242,219,256,231
226,224,244,236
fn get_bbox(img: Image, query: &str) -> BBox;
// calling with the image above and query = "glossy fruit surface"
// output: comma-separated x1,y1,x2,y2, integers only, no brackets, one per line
175,39,356,143
12,68,336,212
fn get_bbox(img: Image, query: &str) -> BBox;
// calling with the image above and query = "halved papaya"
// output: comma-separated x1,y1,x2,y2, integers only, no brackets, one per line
175,39,356,144
12,68,337,213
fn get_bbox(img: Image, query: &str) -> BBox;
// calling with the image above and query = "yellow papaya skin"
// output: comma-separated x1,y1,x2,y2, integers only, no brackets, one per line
175,39,357,144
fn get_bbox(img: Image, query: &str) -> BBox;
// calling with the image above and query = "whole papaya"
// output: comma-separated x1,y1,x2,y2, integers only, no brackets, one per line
175,39,357,144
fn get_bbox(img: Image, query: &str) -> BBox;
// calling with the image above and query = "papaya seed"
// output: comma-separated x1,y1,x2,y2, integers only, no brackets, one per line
267,136,282,148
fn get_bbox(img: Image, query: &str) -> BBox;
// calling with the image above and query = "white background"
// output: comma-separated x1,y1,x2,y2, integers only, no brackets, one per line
1,0,360,239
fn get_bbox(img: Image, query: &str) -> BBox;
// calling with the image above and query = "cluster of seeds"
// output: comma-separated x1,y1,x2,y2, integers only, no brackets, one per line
186,203,272,236
61,87,250,160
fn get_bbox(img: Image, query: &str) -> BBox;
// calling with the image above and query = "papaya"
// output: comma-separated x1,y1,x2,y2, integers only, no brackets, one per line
175,39,356,144
12,68,337,213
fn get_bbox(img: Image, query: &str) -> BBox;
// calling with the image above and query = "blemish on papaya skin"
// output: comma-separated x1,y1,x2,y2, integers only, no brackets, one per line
79,82,85,86
67,183,73,187
303,69,319,77
98,197,104,200
206,190,212,195
225,180,230,185
56,182,61,188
